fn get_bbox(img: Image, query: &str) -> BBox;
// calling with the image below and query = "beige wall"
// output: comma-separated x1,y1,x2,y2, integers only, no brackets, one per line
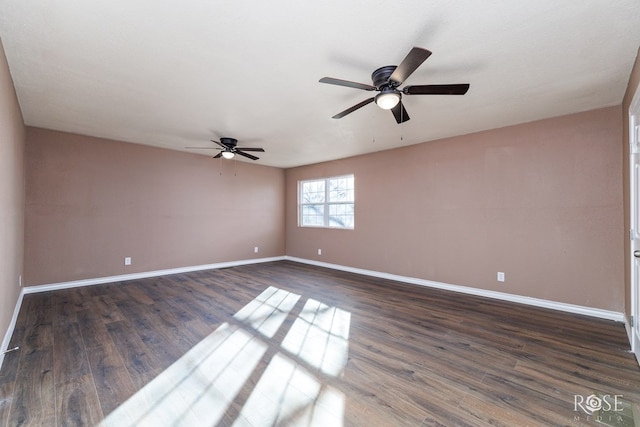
623,47,640,322
24,128,285,285
0,39,25,343
286,106,624,311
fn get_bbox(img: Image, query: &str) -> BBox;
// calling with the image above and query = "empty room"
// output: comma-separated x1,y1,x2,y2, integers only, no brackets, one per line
2,1,640,426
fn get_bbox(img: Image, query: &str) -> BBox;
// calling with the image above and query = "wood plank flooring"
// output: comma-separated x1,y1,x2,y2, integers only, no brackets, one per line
0,260,639,426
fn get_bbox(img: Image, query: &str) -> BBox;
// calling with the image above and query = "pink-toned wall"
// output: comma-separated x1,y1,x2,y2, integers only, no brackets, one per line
24,128,285,285
623,46,640,321
0,39,25,343
286,106,624,311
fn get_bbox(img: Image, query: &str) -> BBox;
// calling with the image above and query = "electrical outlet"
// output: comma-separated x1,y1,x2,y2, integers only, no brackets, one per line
124,257,132,266
497,272,505,282
318,249,322,256
254,246,259,253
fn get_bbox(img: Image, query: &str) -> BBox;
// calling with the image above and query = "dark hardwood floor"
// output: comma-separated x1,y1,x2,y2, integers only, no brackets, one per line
0,260,639,426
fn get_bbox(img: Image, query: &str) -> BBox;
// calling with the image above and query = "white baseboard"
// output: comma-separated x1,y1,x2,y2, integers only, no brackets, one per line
0,290,24,370
23,256,286,294
284,256,626,323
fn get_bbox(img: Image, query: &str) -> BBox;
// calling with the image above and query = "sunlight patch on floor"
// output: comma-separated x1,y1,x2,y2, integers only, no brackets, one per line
100,286,351,427
281,299,351,377
236,354,345,426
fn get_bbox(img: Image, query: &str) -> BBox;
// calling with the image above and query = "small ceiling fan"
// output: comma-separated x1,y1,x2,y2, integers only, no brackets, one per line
320,46,470,124
186,137,265,160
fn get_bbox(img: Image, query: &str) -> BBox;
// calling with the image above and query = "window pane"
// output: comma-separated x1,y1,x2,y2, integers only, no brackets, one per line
302,180,325,203
301,204,324,226
328,203,354,228
328,176,354,202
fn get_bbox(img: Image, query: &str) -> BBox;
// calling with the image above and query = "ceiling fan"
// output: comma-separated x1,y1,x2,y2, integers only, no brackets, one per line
319,47,470,124
186,137,265,160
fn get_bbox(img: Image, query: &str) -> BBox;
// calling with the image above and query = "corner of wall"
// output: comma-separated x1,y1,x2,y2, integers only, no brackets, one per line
0,37,26,364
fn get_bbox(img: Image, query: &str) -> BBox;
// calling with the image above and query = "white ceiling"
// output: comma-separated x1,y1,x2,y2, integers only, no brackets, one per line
1,1,640,168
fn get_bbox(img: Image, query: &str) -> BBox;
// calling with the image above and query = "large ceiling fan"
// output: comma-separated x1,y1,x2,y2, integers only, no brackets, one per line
320,47,470,124
186,137,265,160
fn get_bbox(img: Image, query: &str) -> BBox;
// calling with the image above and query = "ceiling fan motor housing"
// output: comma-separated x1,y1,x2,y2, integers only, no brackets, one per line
372,65,398,89
219,137,238,148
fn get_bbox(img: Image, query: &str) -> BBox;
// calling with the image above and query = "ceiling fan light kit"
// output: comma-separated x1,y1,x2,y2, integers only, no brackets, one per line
375,89,401,110
320,46,470,124
221,151,235,159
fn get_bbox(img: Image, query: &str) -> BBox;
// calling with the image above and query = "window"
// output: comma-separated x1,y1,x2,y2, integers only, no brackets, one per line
299,175,354,229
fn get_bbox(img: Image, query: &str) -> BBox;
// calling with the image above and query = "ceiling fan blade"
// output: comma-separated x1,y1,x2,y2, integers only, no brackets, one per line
391,101,410,124
185,146,218,150
236,147,265,152
319,77,376,91
332,97,375,119
210,139,228,149
389,47,432,85
213,152,223,158
235,150,259,161
403,84,470,95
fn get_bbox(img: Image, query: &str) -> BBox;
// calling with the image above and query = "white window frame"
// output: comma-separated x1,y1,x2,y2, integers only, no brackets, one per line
298,174,354,229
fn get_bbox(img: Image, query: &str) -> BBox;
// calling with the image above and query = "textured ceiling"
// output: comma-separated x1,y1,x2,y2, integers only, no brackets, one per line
1,1,640,168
